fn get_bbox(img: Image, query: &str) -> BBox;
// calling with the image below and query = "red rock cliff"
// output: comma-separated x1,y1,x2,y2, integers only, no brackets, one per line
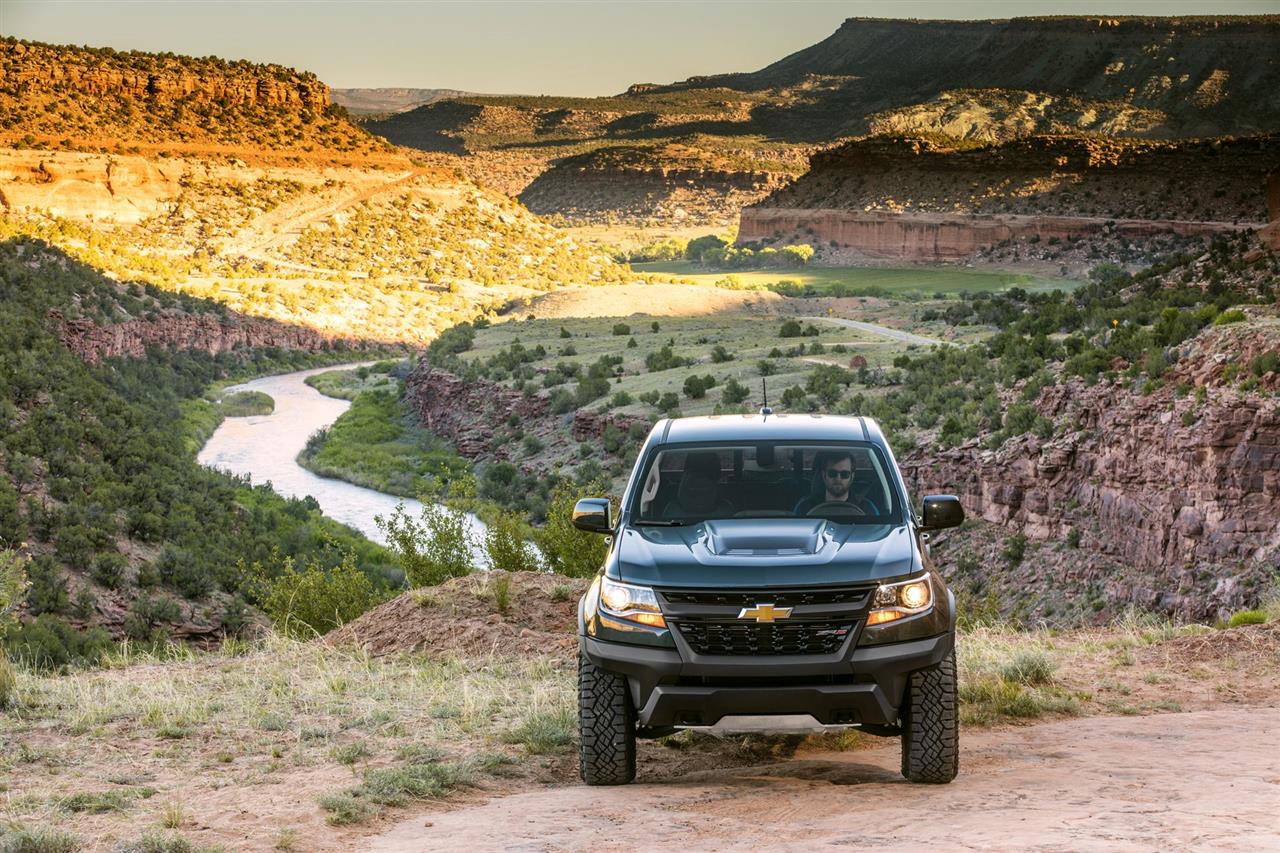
902,322,1280,619
53,311,352,364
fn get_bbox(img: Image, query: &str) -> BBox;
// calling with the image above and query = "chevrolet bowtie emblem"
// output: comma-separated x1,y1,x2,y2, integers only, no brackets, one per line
738,603,793,623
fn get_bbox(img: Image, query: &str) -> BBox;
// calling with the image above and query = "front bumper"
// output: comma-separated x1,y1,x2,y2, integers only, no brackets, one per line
580,631,953,728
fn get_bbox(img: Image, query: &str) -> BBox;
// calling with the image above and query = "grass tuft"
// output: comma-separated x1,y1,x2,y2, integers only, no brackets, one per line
1227,609,1266,627
502,707,575,755
0,825,81,853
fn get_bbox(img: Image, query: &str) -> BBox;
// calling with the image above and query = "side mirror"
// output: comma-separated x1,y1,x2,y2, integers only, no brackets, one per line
572,498,613,534
920,495,964,531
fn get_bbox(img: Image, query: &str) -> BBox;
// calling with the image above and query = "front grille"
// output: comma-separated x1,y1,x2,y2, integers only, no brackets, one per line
661,587,870,608
672,620,856,656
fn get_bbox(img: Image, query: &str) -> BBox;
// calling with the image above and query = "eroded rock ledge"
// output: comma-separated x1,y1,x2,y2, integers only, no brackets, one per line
53,310,353,364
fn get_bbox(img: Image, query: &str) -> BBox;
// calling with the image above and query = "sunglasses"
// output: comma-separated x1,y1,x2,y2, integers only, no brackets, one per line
824,469,852,480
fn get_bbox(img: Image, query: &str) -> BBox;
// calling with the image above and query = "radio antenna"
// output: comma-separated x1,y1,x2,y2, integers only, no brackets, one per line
760,377,772,416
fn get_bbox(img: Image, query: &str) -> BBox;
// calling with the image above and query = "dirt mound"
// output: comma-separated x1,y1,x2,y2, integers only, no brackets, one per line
324,571,589,658
510,283,782,319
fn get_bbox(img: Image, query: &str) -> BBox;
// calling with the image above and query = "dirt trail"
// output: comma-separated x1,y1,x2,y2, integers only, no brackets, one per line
367,707,1280,852
808,315,942,346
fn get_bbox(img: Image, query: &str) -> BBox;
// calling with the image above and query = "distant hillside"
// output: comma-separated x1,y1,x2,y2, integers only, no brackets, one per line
0,38,626,343
366,15,1280,224
0,37,384,155
332,87,476,116
678,15,1279,135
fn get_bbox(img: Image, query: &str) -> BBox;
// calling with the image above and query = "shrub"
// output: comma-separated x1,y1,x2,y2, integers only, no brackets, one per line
123,594,182,642
779,319,803,338
645,345,691,372
610,391,633,408
683,374,717,399
533,483,608,578
1212,309,1246,325
377,503,476,587
484,511,539,573
710,345,734,363
6,614,114,671
611,323,630,336
721,378,750,405
1002,534,1027,566
258,554,384,638
91,552,129,590
602,424,624,454
521,434,544,455
757,360,777,377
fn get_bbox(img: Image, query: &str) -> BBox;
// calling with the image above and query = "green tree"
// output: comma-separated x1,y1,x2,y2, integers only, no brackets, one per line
484,510,540,573
377,502,476,587
533,483,609,578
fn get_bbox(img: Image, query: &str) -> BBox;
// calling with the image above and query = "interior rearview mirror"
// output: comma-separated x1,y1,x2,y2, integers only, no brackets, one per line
572,498,612,534
920,495,964,531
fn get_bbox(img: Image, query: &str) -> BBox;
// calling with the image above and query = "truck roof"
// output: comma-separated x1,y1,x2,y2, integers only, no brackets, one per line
656,414,888,448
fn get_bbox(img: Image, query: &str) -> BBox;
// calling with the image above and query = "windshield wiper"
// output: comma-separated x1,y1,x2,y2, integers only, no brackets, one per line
634,520,686,526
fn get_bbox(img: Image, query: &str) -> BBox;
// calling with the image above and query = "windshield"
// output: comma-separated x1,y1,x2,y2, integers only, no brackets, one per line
631,442,902,525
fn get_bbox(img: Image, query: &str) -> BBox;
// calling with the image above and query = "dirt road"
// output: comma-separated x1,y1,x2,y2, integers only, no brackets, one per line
809,316,941,346
367,707,1280,852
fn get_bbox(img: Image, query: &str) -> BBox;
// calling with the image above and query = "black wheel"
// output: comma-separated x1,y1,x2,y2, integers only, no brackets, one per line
900,648,959,784
578,651,636,785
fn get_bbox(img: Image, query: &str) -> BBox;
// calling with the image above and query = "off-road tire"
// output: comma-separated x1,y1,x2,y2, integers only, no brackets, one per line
579,651,636,785
900,647,959,784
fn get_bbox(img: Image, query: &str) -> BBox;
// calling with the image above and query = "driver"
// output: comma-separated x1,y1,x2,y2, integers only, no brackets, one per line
793,450,874,516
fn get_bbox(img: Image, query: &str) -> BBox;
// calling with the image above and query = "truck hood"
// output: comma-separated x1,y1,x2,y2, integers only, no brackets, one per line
613,518,918,588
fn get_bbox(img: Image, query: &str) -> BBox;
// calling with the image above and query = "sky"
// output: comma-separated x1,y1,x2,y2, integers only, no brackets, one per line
4,0,1278,96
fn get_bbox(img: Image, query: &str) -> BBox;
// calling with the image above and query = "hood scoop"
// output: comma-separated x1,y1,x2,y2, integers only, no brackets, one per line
701,519,831,558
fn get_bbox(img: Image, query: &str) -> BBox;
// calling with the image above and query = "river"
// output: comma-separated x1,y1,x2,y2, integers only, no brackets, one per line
197,363,485,549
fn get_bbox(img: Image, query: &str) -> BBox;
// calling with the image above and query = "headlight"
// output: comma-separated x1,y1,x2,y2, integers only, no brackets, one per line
867,574,933,626
599,577,666,628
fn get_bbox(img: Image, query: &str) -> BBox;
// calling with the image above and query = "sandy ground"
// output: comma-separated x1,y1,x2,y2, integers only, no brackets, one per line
367,707,1280,852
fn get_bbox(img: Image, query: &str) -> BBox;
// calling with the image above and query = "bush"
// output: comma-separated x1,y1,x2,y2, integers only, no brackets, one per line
610,391,633,408
91,552,129,590
258,553,384,638
6,614,114,671
779,319,803,338
721,378,750,405
123,594,182,642
1212,309,1246,325
611,323,630,336
645,345,691,372
710,345,734,363
683,374,717,399
1002,534,1027,566
484,510,539,573
377,503,476,587
533,483,608,578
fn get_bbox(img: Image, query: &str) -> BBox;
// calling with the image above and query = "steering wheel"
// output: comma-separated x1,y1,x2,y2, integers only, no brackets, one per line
806,500,867,517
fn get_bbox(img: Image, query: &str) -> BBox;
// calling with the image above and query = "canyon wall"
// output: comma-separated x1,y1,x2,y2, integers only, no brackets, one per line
902,321,1280,619
53,310,352,364
738,209,1252,262
405,362,647,465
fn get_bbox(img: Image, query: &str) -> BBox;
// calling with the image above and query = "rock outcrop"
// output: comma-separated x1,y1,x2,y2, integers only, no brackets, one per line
406,363,549,458
738,209,1251,262
405,362,650,468
0,150,180,223
1,39,329,111
53,310,351,364
903,321,1280,620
